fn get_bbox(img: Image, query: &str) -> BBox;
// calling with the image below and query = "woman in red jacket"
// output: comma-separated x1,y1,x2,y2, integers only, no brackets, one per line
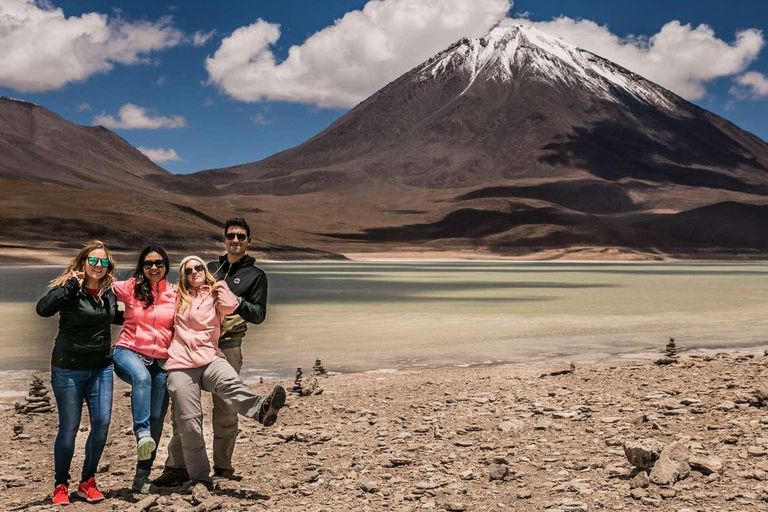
112,246,177,493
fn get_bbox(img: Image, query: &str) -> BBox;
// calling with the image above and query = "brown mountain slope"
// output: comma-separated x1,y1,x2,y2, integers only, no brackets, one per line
0,97,170,191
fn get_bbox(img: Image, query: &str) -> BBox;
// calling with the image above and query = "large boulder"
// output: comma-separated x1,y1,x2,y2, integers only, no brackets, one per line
650,441,691,485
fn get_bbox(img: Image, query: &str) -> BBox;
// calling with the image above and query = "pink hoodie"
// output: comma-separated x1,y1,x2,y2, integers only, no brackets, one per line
113,277,177,359
166,281,239,370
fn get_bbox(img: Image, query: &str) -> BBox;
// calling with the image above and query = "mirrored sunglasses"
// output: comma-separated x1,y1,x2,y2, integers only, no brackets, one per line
86,256,110,268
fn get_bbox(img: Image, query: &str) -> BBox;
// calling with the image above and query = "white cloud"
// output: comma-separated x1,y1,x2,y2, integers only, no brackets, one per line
93,104,187,129
500,17,764,101
730,71,768,99
250,113,270,125
156,75,167,86
138,147,181,163
202,97,215,107
0,0,184,92
193,29,216,46
76,103,92,111
205,0,511,108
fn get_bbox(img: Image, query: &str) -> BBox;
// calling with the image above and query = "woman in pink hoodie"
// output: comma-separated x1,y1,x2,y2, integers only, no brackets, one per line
165,256,285,487
112,246,176,493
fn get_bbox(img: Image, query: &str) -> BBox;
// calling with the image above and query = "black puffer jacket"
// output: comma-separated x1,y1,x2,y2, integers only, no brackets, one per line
208,254,268,348
36,277,123,370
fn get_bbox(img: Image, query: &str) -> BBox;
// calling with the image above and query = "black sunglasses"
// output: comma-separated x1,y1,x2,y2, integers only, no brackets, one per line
142,259,165,269
183,264,205,276
225,232,247,241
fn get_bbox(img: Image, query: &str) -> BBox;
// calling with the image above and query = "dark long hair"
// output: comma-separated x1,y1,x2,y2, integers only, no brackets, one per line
133,245,170,308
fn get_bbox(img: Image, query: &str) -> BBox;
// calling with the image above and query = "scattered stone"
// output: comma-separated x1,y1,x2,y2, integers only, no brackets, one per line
630,471,650,489
126,495,158,512
689,455,723,475
624,439,664,469
541,362,576,377
715,401,737,411
190,483,211,504
489,464,508,481
358,480,380,493
443,503,466,511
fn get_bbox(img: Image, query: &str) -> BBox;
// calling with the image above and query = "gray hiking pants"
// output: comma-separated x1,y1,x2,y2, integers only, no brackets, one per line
166,356,262,483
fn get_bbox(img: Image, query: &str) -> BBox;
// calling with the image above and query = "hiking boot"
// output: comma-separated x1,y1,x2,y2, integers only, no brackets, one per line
76,477,104,503
213,468,242,481
137,436,156,461
153,467,189,487
258,385,286,427
52,483,70,506
132,474,157,494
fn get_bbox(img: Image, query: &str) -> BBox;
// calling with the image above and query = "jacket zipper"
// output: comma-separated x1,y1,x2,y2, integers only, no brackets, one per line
150,281,158,358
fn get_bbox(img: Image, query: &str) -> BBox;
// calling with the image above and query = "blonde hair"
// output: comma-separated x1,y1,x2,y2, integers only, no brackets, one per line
49,240,117,303
177,256,216,313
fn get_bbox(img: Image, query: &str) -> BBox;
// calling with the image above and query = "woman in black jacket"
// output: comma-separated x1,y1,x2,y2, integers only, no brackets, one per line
36,240,121,506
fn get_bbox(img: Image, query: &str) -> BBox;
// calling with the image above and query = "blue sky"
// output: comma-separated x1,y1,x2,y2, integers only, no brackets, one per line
1,0,767,174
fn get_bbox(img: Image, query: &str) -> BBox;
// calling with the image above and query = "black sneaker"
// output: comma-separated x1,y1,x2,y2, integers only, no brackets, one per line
153,467,189,487
213,468,242,481
259,385,286,427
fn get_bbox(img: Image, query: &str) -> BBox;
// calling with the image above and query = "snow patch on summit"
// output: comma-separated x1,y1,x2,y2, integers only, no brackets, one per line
422,25,679,111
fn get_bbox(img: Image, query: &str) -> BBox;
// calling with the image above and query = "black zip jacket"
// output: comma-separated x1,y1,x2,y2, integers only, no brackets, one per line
208,254,267,348
36,277,123,370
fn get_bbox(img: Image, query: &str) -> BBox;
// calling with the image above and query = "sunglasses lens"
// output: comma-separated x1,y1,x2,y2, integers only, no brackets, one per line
101,259,110,267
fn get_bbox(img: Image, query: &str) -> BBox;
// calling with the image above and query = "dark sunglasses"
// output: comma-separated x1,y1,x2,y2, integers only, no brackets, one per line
142,259,165,269
183,264,205,276
225,232,247,241
86,256,110,268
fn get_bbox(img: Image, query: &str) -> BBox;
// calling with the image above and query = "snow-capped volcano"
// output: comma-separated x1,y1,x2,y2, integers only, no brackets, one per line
421,25,677,110
149,25,768,254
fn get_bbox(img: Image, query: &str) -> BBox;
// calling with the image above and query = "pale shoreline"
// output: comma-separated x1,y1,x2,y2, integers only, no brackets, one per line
2,243,768,266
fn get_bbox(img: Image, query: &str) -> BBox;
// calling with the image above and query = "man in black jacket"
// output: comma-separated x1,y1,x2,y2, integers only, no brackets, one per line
206,218,268,479
155,218,268,485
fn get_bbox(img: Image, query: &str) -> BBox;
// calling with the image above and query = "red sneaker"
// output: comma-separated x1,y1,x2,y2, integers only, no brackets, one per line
52,483,70,505
76,477,105,503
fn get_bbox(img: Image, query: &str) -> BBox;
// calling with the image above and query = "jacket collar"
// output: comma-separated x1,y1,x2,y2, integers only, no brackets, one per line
217,254,254,273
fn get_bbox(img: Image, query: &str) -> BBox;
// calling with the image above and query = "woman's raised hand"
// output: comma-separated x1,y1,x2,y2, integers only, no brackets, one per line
70,271,85,286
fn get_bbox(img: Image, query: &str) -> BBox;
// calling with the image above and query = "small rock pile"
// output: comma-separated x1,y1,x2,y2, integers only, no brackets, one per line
291,367,305,395
290,366,323,397
14,375,53,414
623,438,723,504
655,337,679,365
313,358,328,376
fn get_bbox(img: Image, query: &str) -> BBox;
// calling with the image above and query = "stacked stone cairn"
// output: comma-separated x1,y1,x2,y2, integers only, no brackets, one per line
313,358,328,376
290,365,323,397
666,337,678,359
291,367,305,395
655,337,679,366
14,375,54,414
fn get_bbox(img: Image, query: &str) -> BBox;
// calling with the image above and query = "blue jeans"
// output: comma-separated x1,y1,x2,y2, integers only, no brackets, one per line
113,347,169,472
50,364,113,486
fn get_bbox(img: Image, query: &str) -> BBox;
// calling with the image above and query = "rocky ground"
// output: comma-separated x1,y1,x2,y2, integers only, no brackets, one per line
3,351,768,511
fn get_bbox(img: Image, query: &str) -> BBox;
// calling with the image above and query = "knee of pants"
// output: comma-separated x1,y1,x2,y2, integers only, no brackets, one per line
90,414,112,434
132,372,152,390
